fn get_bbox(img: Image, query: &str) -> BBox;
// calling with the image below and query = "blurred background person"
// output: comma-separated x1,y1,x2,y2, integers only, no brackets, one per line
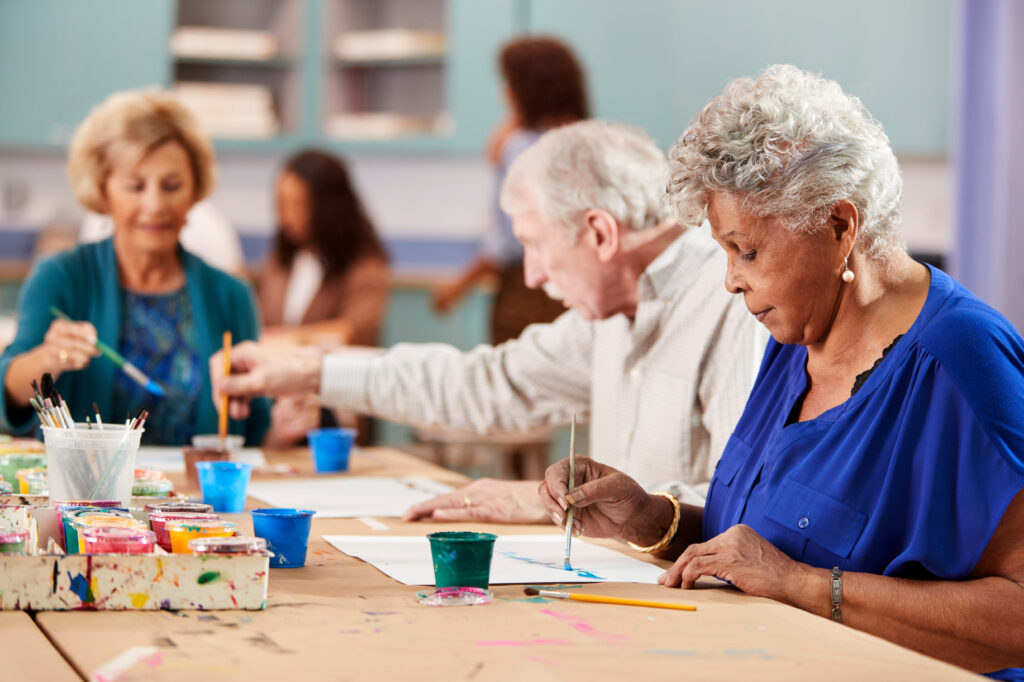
432,36,588,344
0,90,269,445
258,148,390,446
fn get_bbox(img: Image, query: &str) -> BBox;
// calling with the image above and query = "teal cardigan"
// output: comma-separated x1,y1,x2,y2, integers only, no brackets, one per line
0,239,270,445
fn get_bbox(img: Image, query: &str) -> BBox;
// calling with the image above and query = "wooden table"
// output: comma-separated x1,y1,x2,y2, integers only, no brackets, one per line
30,447,980,681
0,612,80,681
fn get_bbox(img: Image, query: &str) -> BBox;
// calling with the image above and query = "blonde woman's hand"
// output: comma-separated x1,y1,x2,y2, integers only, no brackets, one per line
41,318,99,375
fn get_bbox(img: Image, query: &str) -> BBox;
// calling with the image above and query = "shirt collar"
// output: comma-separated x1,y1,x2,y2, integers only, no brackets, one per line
637,226,720,303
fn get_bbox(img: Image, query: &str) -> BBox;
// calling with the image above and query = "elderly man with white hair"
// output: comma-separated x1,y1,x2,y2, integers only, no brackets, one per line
212,120,766,524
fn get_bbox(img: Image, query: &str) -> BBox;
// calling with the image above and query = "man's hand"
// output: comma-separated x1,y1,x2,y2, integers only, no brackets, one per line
210,341,323,419
404,479,550,524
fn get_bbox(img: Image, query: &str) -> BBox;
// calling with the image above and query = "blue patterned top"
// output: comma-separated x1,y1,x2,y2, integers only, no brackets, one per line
111,287,203,445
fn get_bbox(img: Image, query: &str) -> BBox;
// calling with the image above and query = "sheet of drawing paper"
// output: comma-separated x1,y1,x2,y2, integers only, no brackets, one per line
135,447,267,473
248,476,454,517
322,534,665,585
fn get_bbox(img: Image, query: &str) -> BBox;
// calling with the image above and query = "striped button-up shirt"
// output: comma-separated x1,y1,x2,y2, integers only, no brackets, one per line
321,228,767,504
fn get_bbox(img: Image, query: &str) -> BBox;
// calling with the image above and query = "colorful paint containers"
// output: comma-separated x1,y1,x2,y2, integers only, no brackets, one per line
250,508,315,568
0,454,46,486
63,508,133,554
0,529,30,554
80,527,156,554
73,515,146,553
195,461,252,513
55,500,124,550
166,519,237,554
17,468,48,495
149,512,220,552
0,480,13,495
188,535,266,555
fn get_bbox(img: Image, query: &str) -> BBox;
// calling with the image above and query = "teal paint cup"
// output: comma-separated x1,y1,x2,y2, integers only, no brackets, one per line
195,461,253,513
307,427,356,473
427,532,497,589
250,508,315,568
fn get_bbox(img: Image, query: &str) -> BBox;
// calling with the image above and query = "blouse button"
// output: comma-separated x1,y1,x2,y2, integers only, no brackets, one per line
797,517,810,529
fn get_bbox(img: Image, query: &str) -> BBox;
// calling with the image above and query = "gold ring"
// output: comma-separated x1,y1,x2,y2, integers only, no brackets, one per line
462,496,472,508
58,350,69,364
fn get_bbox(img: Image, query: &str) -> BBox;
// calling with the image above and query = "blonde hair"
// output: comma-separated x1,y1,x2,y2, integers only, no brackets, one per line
667,64,904,261
67,90,216,213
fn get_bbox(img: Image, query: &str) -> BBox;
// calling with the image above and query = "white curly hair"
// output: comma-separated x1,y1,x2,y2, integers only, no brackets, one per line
501,120,671,236
667,64,904,261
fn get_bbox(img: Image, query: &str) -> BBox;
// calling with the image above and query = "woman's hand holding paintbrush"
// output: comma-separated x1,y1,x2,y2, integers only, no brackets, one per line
1,316,100,406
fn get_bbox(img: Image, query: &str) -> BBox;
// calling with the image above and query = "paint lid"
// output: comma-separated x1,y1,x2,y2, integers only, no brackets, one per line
188,535,266,555
80,527,156,554
144,501,214,515
166,519,238,533
55,500,122,512
133,468,167,480
74,515,143,530
66,508,132,521
149,511,219,524
416,586,493,607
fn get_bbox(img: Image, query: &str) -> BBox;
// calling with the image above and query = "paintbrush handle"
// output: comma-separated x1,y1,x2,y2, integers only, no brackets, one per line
568,593,696,611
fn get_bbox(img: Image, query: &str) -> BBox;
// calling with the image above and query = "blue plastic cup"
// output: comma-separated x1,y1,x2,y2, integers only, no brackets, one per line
250,508,315,568
308,427,356,473
195,461,253,513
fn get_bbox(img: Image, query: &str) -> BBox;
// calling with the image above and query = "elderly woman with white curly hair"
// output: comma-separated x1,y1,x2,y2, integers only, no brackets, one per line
540,65,1024,678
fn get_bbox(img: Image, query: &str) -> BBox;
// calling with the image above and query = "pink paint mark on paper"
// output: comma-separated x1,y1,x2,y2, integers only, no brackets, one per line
539,609,629,644
144,652,164,668
475,638,570,647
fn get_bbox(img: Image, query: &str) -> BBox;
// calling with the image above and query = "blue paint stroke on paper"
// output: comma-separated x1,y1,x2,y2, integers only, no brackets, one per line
499,551,604,580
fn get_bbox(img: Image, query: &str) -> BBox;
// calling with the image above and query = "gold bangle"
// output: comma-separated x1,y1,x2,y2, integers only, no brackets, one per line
627,491,681,553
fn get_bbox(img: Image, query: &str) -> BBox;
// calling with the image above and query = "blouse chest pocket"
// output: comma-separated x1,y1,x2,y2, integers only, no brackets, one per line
764,478,869,562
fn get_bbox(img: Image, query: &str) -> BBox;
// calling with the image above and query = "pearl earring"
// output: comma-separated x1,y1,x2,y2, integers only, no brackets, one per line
841,258,855,283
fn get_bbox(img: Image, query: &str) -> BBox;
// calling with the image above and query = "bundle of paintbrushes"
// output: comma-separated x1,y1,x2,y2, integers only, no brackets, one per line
31,374,148,504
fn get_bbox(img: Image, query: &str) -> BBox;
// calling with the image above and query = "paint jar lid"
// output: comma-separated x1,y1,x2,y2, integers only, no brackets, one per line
149,511,219,524
80,527,156,553
66,508,132,521
74,515,144,530
416,586,493,607
55,500,121,512
166,519,237,533
144,501,214,515
134,468,167,480
188,535,266,555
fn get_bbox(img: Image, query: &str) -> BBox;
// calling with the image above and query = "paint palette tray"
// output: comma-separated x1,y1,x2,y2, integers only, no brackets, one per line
0,552,270,610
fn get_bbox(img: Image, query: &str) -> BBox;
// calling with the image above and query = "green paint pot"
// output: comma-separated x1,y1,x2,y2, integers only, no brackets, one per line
427,531,497,589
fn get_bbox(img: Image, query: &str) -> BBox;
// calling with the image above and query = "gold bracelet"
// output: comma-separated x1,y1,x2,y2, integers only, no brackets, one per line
627,491,681,553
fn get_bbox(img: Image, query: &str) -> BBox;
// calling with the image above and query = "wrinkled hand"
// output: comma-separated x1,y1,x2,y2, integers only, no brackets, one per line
43,318,99,374
538,456,659,540
658,524,804,600
266,394,322,447
210,341,323,420
404,479,549,523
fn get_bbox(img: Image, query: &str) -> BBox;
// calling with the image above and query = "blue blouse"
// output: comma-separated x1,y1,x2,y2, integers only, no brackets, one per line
703,266,1024,680
112,288,203,446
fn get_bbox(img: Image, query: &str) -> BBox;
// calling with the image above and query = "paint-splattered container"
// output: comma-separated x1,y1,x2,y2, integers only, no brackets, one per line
80,527,156,554
149,511,220,552
63,508,134,554
188,535,266,555
73,515,147,553
0,529,30,554
167,519,237,554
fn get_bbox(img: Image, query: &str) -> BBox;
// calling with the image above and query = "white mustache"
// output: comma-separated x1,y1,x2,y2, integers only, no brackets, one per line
542,283,565,301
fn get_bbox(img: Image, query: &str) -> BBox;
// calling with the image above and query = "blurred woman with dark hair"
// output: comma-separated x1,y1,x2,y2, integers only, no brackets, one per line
433,36,589,344
258,149,389,445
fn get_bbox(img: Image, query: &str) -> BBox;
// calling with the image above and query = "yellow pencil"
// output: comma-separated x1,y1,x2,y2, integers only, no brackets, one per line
218,331,232,442
523,587,696,611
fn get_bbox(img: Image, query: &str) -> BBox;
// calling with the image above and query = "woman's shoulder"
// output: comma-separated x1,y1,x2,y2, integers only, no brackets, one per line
28,239,112,284
182,250,253,302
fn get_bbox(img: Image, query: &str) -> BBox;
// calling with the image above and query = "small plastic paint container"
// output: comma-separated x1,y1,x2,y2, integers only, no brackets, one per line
0,453,46,487
307,427,356,473
144,501,214,516
80,527,156,554
73,515,146,553
149,511,220,552
62,508,132,554
0,480,13,495
20,469,48,495
188,535,266,555
131,477,173,498
250,508,315,568
166,519,237,554
195,461,253,513
133,468,167,481
427,531,497,590
0,529,30,554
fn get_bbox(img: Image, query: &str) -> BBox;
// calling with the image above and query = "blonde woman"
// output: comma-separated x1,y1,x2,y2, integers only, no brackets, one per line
0,90,269,445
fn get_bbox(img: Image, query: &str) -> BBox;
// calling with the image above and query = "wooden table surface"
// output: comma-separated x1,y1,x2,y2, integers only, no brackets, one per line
29,447,980,681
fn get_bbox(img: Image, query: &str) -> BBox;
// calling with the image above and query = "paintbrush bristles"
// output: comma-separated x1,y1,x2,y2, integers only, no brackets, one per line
524,587,540,595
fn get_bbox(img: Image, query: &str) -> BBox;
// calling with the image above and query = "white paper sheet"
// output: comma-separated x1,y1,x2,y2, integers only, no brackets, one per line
247,476,454,517
323,534,665,585
134,446,267,473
